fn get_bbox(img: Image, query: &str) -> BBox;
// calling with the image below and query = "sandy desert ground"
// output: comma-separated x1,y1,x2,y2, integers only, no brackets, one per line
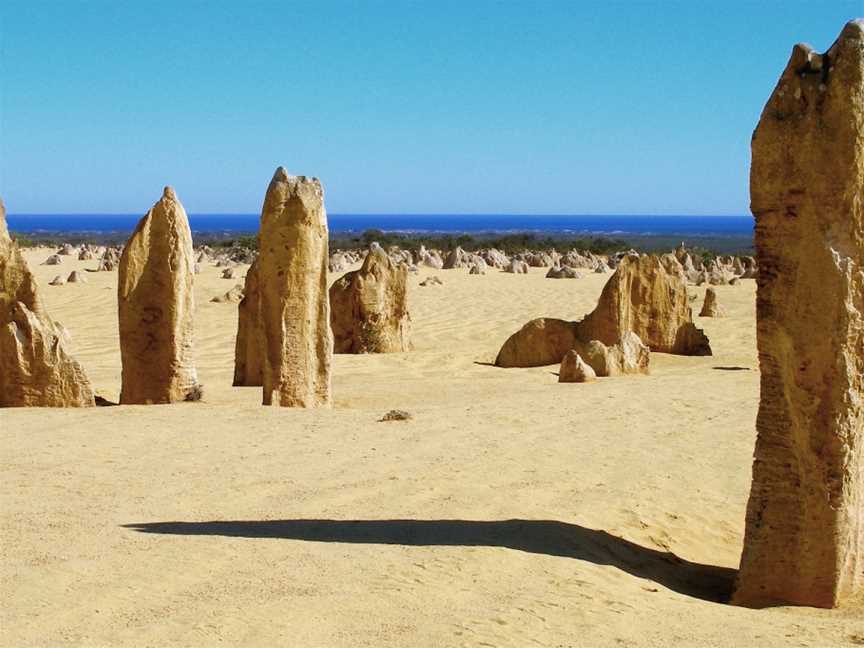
1,248,862,648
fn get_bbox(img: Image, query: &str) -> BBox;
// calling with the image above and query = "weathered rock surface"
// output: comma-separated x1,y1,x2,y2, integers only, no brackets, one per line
576,255,711,356
330,244,411,353
443,246,468,269
699,287,725,317
734,20,864,609
232,259,263,386
468,259,487,275
495,318,579,368
0,199,94,407
578,332,650,377
546,265,580,279
558,350,596,383
419,275,443,287
259,168,332,407
66,271,87,284
505,259,529,274
117,187,200,404
211,284,244,304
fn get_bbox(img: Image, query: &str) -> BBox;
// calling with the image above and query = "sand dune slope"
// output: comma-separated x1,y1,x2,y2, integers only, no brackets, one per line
1,249,861,647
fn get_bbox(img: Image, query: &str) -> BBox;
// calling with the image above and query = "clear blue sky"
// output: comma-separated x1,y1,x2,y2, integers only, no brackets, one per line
0,1,860,215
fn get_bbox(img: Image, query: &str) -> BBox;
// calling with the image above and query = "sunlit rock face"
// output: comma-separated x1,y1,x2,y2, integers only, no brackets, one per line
734,20,864,609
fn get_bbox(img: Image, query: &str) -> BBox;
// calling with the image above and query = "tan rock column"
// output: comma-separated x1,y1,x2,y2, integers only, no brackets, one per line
233,258,264,386
259,168,332,407
734,20,864,608
118,187,199,404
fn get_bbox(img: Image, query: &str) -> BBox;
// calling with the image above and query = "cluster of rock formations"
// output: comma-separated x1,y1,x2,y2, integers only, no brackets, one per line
0,199,95,407
226,171,414,402
733,20,863,609
4,23,862,616
496,253,711,382
576,255,711,355
320,240,757,289
668,244,757,286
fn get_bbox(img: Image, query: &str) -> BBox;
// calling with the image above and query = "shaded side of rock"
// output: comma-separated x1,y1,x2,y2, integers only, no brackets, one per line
558,350,596,383
699,287,725,317
576,254,711,355
494,318,579,368
233,259,264,386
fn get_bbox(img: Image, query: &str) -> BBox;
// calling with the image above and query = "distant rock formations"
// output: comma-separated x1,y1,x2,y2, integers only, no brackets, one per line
733,20,864,609
330,244,411,354
0,198,95,407
698,287,725,317
259,168,333,407
117,187,200,404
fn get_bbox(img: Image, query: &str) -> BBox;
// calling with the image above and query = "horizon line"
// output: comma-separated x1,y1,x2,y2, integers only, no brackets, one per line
5,211,754,218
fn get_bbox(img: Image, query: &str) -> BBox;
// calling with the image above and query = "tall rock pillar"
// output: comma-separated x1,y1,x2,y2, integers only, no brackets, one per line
259,168,332,407
734,20,864,608
118,187,200,404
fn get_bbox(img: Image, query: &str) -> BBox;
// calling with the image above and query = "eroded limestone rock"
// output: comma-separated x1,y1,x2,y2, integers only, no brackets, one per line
558,350,596,383
495,318,579,368
259,168,332,407
117,187,200,404
232,259,263,386
577,332,650,377
330,244,411,353
0,199,94,407
734,20,864,609
576,255,711,355
699,287,725,317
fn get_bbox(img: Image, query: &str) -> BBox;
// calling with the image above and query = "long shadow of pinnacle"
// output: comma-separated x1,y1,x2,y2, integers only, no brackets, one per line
124,517,736,604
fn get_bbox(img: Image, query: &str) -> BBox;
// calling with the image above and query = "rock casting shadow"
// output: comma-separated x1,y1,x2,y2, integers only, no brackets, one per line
124,517,736,604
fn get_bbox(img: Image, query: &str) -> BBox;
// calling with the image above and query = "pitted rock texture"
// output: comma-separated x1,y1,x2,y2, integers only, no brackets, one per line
118,187,200,404
734,20,864,609
576,255,711,356
0,198,94,407
330,244,411,353
259,168,333,407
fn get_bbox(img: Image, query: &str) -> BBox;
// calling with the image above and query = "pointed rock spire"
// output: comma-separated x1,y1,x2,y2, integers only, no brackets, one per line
118,187,200,404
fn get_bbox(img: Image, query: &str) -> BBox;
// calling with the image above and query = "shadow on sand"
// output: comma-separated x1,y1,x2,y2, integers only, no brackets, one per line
124,517,736,603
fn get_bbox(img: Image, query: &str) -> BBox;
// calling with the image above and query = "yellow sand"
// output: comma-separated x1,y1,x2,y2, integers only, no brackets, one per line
2,248,861,647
